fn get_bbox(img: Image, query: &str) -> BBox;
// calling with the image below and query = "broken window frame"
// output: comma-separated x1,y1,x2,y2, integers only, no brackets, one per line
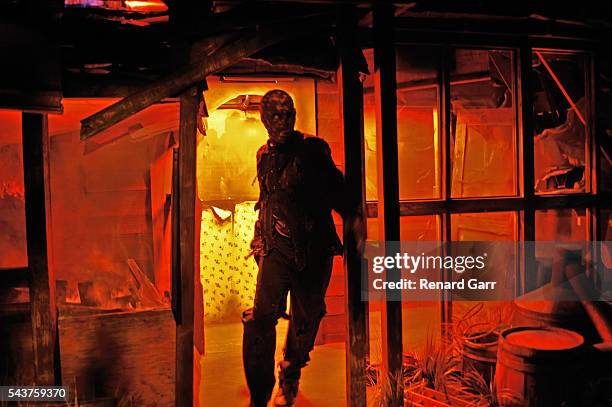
532,48,593,195
364,30,608,364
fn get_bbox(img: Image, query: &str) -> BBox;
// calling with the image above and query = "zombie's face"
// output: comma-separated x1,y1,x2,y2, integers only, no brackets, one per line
260,90,296,144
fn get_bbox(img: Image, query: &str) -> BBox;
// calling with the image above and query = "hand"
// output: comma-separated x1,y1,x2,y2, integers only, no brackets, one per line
345,214,365,256
250,236,265,265
354,215,366,256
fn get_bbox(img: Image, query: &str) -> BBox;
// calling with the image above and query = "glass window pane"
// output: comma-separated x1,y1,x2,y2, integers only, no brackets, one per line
599,211,612,294
366,216,383,375
450,212,517,335
401,216,442,354
533,51,590,194
535,208,587,241
366,215,440,241
598,56,612,191
450,49,517,198
530,209,588,292
401,215,440,241
601,210,612,243
363,48,378,202
366,216,442,376
396,45,441,200
452,211,517,241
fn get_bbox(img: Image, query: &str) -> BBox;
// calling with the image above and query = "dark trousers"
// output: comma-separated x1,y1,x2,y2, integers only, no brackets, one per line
242,235,333,407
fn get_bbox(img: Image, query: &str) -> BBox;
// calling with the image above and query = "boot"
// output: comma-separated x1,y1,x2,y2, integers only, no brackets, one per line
249,398,269,407
273,360,299,406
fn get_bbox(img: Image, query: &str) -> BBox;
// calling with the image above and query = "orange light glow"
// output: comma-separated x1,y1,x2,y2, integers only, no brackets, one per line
44,99,179,308
0,110,27,268
197,77,317,203
65,0,168,12
125,0,167,12
198,78,318,321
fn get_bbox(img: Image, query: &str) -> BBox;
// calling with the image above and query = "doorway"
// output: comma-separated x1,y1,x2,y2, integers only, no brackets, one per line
197,76,347,406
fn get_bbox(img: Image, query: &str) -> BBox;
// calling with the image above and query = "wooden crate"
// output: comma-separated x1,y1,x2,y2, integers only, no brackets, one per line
405,382,472,407
59,307,175,406
0,303,34,385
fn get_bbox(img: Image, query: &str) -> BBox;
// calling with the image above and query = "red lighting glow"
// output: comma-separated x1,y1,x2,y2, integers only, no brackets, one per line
125,0,167,12
64,0,168,13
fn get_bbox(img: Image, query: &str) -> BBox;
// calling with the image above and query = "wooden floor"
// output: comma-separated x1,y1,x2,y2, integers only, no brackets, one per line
198,303,441,407
199,319,347,407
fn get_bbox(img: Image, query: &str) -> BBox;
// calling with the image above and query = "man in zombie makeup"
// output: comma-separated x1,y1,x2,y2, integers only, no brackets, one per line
242,89,360,407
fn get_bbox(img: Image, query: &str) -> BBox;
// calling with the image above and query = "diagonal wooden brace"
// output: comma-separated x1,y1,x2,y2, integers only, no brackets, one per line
80,15,334,140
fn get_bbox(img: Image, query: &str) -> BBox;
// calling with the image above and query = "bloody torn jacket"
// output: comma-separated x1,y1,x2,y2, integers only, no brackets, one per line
253,131,351,270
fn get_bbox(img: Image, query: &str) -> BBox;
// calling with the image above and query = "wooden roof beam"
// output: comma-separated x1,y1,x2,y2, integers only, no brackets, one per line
79,13,334,140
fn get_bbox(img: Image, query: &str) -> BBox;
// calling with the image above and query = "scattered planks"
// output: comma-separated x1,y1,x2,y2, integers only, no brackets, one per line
127,258,165,307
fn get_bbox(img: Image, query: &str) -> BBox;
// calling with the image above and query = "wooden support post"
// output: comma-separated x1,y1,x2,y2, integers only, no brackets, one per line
440,45,453,329
175,86,199,407
21,112,58,385
519,43,535,295
171,149,181,324
373,5,403,405
337,9,367,407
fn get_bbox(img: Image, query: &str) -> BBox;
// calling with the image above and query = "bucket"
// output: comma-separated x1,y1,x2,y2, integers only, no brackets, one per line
495,326,585,407
461,324,499,384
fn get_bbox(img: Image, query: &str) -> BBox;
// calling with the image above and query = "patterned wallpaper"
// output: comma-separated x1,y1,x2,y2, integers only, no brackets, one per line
200,202,258,322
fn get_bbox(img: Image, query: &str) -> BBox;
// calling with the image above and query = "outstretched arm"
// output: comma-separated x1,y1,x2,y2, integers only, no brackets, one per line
305,137,357,218
305,137,365,253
